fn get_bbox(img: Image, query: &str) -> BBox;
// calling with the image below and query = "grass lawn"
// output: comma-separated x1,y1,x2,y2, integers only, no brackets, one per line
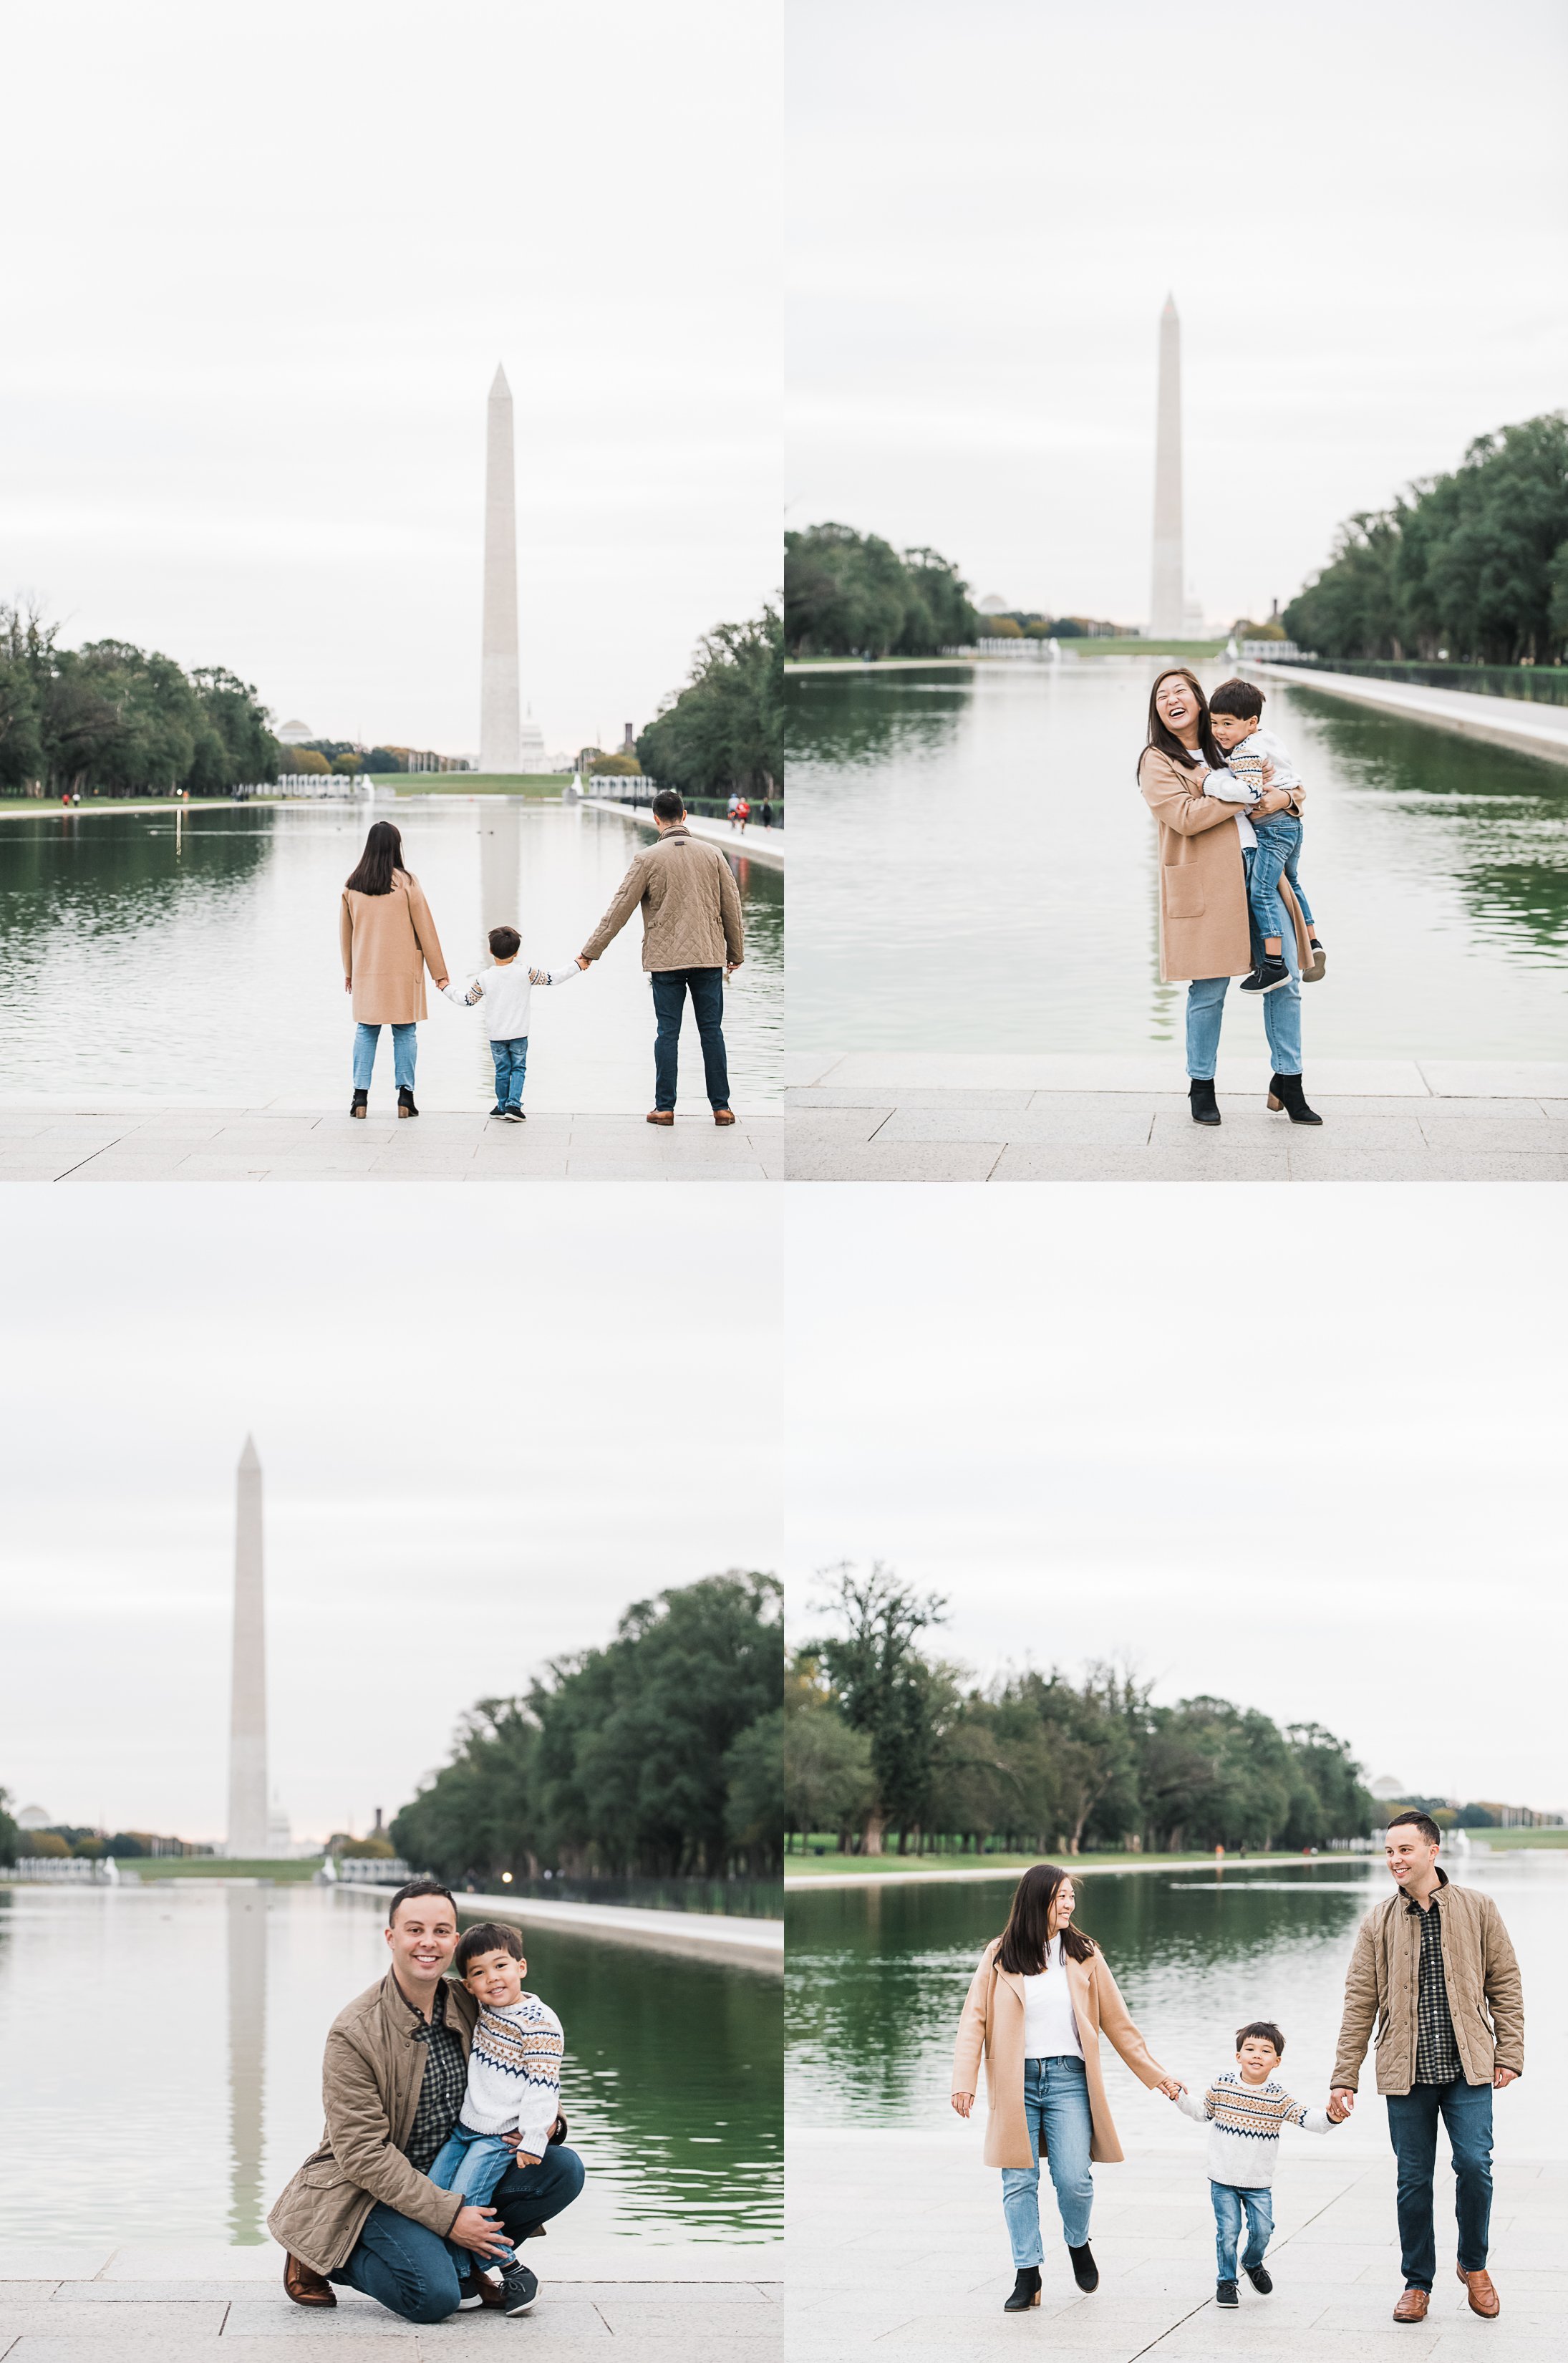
784,1847,1330,1880
117,1855,325,1881
1467,1827,1568,1850
373,774,570,798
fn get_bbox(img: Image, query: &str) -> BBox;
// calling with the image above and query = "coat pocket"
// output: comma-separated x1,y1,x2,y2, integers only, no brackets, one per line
1163,867,1205,921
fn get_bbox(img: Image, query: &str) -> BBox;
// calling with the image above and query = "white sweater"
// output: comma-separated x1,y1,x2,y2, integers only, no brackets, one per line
442,960,579,1041
1174,2069,1332,2189
458,1992,565,2155
1204,726,1302,812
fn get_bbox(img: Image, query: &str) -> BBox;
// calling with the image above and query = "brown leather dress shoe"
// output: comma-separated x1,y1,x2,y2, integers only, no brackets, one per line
284,2253,336,2307
1457,2265,1500,2316
1392,2286,1430,2322
713,1108,736,1126
646,1110,674,1126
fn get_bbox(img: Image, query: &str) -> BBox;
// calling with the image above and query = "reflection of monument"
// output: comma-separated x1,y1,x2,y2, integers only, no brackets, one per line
478,796,523,949
226,1885,268,2241
480,365,522,774
226,1436,268,1859
1149,295,1184,639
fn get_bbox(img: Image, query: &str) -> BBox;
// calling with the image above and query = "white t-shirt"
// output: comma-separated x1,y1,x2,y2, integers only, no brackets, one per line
1020,1935,1084,2060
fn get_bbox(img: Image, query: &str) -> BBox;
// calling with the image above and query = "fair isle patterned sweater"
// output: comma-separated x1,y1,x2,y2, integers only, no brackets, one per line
458,1992,565,2157
1174,2070,1332,2188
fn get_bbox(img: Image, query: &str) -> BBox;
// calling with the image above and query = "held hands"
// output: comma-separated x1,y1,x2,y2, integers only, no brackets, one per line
576,956,592,971
1154,2077,1186,2100
1328,2088,1356,2120
950,2091,975,2119
450,2203,510,2258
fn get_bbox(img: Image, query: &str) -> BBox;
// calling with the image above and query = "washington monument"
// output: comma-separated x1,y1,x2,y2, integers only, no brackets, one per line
1149,294,1184,638
480,364,522,773
226,1436,268,1859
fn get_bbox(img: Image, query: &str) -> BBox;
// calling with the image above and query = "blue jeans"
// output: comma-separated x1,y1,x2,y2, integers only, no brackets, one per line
1000,2055,1094,2264
1386,2079,1493,2291
1185,849,1303,1080
488,1036,528,1111
353,1022,417,1091
430,2122,517,2273
1249,816,1311,942
651,967,730,1111
1211,2181,1273,2281
331,2142,585,2323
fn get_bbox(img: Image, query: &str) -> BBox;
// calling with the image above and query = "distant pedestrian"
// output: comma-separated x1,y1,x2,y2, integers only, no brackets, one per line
727,793,741,831
735,796,751,833
760,799,774,830
340,820,449,1119
1329,1814,1523,2324
579,789,744,1126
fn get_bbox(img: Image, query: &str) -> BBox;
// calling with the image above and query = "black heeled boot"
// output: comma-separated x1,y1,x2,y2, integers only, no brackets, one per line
1003,2267,1042,2313
397,1086,420,1118
1189,1078,1220,1126
350,1089,368,1119
1069,2243,1099,2293
1266,1072,1322,1126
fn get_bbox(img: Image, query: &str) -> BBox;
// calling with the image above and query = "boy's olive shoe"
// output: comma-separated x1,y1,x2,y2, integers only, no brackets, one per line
1245,2264,1273,2294
1305,937,1327,982
1216,2280,1239,2309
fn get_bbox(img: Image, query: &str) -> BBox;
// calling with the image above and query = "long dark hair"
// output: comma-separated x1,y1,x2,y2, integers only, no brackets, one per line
995,1863,1097,1973
345,820,407,895
1143,666,1224,773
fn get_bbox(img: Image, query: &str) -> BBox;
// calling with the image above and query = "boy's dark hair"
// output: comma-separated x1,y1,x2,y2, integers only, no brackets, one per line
455,1920,526,1974
1237,2020,1285,2056
488,925,521,960
385,1878,457,1927
650,788,686,822
1388,1809,1444,1847
1209,677,1265,723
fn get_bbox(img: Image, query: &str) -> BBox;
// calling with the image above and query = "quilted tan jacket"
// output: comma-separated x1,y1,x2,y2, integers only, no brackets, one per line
1331,1873,1524,2096
581,827,744,972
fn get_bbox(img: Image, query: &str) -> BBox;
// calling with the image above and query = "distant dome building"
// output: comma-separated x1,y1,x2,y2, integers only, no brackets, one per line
977,594,1010,616
1369,1775,1408,1802
276,719,315,746
518,707,546,770
17,1804,50,1830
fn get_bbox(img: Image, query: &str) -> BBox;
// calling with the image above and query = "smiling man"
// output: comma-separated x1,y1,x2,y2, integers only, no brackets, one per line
268,1879,585,2324
1329,1816,1523,2325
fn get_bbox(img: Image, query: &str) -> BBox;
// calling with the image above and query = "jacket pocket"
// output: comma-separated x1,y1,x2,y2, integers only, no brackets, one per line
1163,868,1205,921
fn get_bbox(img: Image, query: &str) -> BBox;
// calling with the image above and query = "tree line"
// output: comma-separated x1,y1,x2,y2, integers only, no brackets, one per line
392,1573,783,1883
785,1565,1375,1857
635,605,782,798
784,523,979,659
0,606,279,796
1284,412,1568,665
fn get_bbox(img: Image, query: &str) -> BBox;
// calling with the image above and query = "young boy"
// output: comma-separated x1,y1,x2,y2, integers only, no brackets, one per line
440,927,583,1120
1203,681,1326,993
1168,2021,1346,2309
428,1920,566,2317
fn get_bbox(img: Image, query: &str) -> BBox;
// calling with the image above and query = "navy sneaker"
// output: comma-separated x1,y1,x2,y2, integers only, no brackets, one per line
1239,955,1291,994
496,2260,538,2314
1216,2280,1239,2309
1246,2264,1273,2295
503,1104,526,1122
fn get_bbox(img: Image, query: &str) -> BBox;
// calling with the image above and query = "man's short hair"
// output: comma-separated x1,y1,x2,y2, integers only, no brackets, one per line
1209,678,1265,723
650,789,685,822
455,1920,526,1975
488,925,521,959
1387,1810,1443,1848
386,1877,458,1927
1236,2019,1285,2056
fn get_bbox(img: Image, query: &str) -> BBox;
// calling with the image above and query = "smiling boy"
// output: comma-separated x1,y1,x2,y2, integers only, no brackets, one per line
1169,2021,1345,2308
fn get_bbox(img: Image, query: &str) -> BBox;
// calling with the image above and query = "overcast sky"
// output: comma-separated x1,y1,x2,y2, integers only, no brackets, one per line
2,0,777,759
788,0,1568,627
785,1186,1567,1812
1,1189,779,1842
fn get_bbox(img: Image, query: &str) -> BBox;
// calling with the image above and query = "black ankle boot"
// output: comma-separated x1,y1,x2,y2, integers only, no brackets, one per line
1068,2243,1099,2293
350,1089,368,1119
1189,1078,1220,1126
1003,2267,1042,2313
1266,1072,1322,1126
397,1086,419,1118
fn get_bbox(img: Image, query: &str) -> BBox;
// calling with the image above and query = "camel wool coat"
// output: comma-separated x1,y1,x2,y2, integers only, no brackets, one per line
952,1935,1171,2168
1138,745,1312,983
339,872,447,1023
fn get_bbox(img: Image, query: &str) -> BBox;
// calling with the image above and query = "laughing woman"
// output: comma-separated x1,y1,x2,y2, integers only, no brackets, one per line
952,1865,1182,2314
340,821,450,1118
1138,667,1322,1128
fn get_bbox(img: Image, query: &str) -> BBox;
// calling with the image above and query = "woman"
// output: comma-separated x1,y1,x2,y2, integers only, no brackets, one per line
339,820,449,1118
1138,668,1322,1128
951,1864,1181,2314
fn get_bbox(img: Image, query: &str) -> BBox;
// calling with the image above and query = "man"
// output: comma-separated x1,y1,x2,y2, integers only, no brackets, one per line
269,1880,584,2324
579,788,744,1126
1330,1814,1522,2324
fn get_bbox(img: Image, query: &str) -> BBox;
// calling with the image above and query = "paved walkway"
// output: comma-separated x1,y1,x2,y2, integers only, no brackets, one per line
1256,659,1568,765
788,2127,1562,2361
0,1108,781,1184
786,1056,1568,1182
343,1881,783,1973
581,802,785,869
0,2241,780,2360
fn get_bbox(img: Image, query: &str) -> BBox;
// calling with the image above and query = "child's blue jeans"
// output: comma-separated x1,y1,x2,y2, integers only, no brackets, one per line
1249,816,1312,942
1211,2180,1273,2281
353,1022,417,1091
429,2123,517,2274
488,1036,528,1111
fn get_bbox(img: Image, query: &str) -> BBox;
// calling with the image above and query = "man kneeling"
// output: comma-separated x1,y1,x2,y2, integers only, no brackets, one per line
269,1880,585,2324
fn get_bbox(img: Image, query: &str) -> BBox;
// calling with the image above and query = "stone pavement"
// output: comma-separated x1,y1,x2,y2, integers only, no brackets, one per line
786,1057,1568,1182
581,801,785,869
0,2242,780,2360
787,2126,1562,2360
0,1108,782,1184
1254,660,1568,767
